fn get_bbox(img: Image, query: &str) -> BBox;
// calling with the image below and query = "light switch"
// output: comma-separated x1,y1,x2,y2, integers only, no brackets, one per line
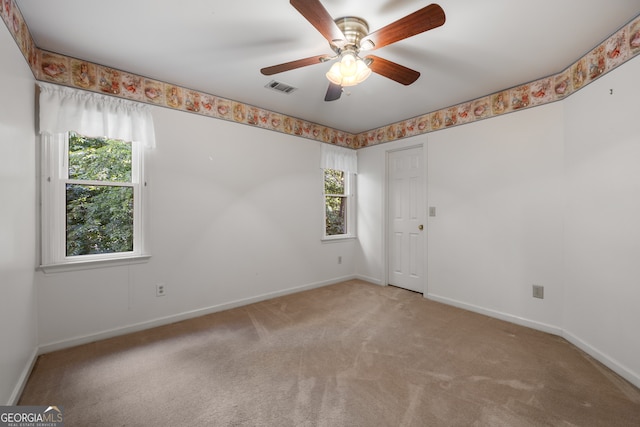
429,207,436,217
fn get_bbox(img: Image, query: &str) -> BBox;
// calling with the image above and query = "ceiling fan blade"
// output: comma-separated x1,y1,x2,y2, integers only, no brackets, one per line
324,83,342,101
290,0,345,45
261,54,331,75
361,3,445,50
365,55,420,85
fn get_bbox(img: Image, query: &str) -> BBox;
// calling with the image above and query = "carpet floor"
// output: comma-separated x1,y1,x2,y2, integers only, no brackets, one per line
19,280,640,426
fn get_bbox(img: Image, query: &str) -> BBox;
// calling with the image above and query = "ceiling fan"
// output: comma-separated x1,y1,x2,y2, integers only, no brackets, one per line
261,0,446,101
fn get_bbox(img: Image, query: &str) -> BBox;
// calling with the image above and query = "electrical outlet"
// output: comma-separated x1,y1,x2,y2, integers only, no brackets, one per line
156,283,166,297
338,256,342,264
532,285,544,299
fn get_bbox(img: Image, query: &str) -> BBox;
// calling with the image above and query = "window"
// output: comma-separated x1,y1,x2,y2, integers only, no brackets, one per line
323,168,355,239
324,168,348,236
67,133,136,256
38,82,154,269
320,144,357,240
41,132,147,267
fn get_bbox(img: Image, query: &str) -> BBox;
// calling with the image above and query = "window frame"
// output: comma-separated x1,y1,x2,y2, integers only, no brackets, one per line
322,168,356,241
40,132,149,271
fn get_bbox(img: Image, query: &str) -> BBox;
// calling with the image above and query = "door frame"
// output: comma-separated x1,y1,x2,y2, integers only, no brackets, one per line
384,143,428,294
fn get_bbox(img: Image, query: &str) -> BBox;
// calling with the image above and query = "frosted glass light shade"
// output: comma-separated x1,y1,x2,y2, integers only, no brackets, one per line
339,52,358,77
325,55,372,87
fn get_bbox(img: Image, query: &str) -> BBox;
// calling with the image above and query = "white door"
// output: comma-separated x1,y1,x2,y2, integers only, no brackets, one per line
387,146,425,293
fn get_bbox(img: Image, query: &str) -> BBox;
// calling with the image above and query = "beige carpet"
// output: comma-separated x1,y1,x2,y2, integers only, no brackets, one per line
19,280,640,426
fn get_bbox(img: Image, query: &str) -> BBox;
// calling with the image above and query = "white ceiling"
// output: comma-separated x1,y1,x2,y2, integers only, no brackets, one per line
15,0,640,134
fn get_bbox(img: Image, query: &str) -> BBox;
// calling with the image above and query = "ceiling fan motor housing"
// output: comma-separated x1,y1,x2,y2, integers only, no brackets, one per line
334,16,370,50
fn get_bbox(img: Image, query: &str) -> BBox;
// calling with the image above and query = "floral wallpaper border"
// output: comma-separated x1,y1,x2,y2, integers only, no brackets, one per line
356,16,640,148
2,0,639,150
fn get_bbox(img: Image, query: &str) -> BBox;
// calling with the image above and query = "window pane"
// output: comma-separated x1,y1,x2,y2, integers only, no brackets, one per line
324,169,345,195
325,196,347,235
66,184,133,256
68,133,132,182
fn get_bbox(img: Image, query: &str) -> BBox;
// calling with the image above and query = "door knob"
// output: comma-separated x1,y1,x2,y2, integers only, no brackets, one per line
418,224,424,230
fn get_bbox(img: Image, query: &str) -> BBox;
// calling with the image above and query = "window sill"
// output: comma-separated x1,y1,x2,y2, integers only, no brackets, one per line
39,254,151,274
322,235,357,243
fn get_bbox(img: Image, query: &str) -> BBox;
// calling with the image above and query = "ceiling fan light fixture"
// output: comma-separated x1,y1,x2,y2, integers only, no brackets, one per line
326,52,372,87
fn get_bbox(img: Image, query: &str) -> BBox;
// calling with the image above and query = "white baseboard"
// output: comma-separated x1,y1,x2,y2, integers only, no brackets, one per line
38,276,354,355
355,274,383,286
8,347,38,405
562,330,640,390
426,293,564,336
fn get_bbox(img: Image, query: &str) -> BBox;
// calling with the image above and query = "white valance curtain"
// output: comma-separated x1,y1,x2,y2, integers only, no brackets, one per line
38,82,156,148
320,143,357,174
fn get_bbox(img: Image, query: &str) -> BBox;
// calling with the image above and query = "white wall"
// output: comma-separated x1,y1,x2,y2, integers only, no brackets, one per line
0,23,38,404
357,56,640,387
357,104,565,333
563,56,640,383
35,105,358,350
426,104,565,332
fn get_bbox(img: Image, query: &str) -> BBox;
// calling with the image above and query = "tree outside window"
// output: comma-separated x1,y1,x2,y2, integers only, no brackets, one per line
324,169,348,236
66,133,134,256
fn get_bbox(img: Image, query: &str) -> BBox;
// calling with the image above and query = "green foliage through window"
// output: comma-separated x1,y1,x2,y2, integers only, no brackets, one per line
68,133,132,182
324,169,347,236
66,133,134,256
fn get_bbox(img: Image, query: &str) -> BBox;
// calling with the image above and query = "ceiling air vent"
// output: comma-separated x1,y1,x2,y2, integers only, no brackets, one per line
265,80,297,94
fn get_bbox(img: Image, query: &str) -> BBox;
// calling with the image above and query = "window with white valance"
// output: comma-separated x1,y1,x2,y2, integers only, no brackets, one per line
320,143,357,174
38,83,154,270
38,82,156,148
320,144,357,240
